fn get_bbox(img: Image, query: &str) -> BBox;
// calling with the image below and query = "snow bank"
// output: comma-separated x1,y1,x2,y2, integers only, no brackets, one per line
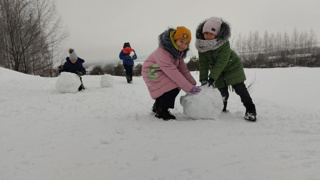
180,86,223,119
2,67,320,180
100,74,114,87
55,72,81,93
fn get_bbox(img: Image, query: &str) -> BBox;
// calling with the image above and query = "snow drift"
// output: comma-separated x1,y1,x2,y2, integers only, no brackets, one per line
1,67,320,180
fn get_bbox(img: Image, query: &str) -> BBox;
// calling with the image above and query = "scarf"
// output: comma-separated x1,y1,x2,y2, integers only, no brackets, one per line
195,38,228,53
122,47,133,54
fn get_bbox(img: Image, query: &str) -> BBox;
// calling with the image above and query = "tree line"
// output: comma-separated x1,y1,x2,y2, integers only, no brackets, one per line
1,1,319,78
0,0,67,77
89,63,142,76
91,31,320,78
232,29,320,67
186,29,320,70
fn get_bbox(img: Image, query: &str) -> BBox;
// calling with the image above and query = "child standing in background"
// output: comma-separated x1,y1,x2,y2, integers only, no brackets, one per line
119,42,137,83
195,17,257,121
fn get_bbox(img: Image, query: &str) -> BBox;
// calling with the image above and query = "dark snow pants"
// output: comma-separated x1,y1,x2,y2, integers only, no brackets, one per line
155,88,180,110
123,65,133,79
218,82,256,113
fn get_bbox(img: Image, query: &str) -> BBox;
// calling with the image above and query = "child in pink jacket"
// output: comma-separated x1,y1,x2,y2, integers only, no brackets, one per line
142,26,201,120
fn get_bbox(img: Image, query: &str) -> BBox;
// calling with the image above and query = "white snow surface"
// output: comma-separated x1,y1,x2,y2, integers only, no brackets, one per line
56,72,81,93
180,86,223,119
1,67,320,180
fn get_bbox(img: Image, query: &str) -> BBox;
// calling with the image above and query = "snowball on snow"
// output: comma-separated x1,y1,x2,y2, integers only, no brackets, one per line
180,86,223,119
100,74,114,87
56,72,81,93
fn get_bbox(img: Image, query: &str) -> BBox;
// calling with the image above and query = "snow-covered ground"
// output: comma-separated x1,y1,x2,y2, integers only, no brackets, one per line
1,67,320,180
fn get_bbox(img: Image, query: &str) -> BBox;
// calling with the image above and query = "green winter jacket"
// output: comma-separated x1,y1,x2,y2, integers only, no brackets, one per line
195,19,246,89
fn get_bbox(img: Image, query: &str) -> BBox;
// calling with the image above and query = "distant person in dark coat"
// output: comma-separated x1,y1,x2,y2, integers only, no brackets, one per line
119,42,137,83
58,48,86,91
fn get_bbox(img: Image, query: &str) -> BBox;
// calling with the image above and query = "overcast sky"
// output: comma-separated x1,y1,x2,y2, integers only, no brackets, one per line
55,0,320,65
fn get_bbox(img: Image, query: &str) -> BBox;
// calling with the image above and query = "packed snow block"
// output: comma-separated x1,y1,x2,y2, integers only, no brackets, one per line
100,74,114,87
56,72,81,93
180,86,223,119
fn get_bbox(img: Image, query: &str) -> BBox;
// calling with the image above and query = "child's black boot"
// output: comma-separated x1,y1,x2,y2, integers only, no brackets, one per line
78,84,85,91
222,100,228,113
244,104,257,122
152,103,158,113
126,75,131,83
244,110,257,122
155,108,176,121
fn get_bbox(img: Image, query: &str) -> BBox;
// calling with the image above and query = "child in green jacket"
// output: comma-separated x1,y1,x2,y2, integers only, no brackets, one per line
195,17,257,122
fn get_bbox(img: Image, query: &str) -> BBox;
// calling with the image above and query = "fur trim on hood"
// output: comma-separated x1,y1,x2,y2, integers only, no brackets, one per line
158,28,189,59
196,18,231,41
195,18,231,53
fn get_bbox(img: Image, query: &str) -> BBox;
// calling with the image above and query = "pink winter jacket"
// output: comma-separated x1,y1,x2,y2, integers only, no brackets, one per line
142,47,196,99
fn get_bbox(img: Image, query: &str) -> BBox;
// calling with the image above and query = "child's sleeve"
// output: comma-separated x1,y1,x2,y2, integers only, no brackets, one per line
119,51,125,60
198,53,209,81
80,65,86,75
210,45,231,80
178,60,196,85
59,62,67,73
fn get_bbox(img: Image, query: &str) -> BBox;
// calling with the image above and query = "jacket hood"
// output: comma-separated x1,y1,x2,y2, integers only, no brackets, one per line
158,28,189,59
195,18,231,52
196,18,231,41
66,57,85,64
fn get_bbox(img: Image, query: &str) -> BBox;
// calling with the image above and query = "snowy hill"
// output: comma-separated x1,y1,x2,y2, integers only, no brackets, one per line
1,67,320,180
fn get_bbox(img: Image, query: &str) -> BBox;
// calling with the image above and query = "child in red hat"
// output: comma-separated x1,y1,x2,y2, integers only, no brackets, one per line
119,42,137,83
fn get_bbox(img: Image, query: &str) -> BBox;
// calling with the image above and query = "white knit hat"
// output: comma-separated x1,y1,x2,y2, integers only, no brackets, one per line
202,17,222,35
69,51,78,60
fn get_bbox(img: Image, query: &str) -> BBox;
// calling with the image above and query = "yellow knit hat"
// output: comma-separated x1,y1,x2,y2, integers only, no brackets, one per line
173,26,191,43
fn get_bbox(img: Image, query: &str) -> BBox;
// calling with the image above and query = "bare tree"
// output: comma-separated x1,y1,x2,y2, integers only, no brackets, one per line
241,31,262,67
0,0,67,76
306,29,317,55
234,33,247,58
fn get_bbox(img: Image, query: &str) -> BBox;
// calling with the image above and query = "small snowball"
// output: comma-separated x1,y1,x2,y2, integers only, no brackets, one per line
180,86,223,119
100,74,114,87
56,72,81,93
129,51,135,57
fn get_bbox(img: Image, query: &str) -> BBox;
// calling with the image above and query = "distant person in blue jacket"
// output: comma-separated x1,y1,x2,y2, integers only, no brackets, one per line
58,48,86,91
119,42,137,83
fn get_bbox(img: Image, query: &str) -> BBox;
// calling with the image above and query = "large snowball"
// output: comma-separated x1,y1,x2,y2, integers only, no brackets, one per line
180,86,223,120
56,72,81,93
100,74,114,87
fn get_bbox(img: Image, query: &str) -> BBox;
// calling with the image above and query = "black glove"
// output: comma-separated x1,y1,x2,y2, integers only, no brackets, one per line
76,71,83,76
125,55,132,60
200,80,208,86
58,65,63,70
208,78,215,88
